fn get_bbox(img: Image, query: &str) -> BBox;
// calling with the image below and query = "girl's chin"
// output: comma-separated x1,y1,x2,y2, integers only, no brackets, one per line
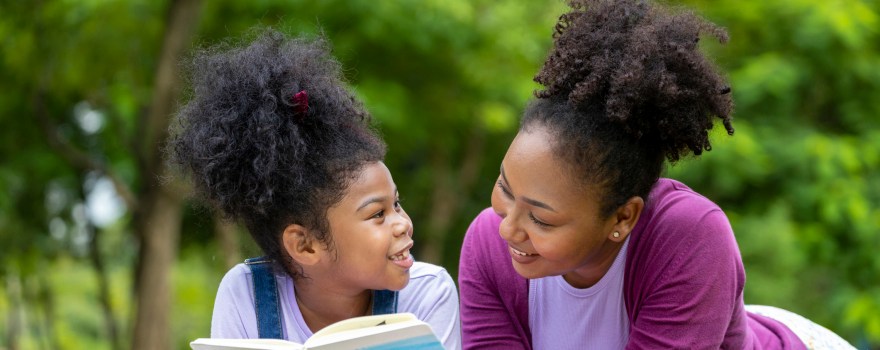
381,276,410,292
376,273,409,291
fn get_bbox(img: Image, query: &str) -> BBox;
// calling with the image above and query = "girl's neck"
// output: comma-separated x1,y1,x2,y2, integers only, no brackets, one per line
293,279,372,333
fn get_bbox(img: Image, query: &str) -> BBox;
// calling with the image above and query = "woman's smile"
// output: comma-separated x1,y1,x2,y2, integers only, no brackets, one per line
508,245,540,264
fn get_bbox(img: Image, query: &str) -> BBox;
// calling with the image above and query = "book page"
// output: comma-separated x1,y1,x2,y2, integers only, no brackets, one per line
190,338,305,350
304,320,443,350
309,313,418,339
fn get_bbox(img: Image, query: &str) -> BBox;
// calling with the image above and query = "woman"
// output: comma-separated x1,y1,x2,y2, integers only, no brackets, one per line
457,0,854,349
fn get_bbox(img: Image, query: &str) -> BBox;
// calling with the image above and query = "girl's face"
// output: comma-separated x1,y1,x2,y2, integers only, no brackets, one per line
491,126,625,288
321,161,414,292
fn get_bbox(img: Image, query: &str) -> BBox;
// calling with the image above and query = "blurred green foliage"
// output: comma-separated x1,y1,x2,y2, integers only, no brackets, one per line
0,0,878,349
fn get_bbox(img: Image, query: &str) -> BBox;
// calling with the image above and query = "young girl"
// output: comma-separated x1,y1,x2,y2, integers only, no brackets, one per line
458,0,854,349
169,31,460,349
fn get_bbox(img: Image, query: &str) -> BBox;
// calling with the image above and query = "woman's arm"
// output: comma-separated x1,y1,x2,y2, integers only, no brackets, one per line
458,209,531,350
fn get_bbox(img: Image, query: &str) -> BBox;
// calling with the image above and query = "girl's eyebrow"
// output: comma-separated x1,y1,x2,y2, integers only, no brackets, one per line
500,164,557,213
356,187,398,212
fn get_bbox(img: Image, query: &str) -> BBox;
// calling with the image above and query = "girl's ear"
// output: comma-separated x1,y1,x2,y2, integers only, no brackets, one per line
282,224,320,266
608,196,644,242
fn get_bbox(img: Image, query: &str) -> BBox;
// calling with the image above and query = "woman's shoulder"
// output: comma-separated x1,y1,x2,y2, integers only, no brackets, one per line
638,178,730,238
649,178,723,216
467,207,503,234
629,178,738,269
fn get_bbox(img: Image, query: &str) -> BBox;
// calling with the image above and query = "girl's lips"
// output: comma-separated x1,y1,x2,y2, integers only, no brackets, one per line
389,241,413,257
390,253,414,269
388,241,414,269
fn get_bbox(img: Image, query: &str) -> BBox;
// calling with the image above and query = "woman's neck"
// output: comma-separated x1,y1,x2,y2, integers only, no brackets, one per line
293,278,372,333
563,239,625,289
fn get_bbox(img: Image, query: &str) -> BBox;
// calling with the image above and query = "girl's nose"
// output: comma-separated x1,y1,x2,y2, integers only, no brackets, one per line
391,211,412,237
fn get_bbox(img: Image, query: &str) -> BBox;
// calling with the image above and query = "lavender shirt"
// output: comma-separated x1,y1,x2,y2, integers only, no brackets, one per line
459,178,806,349
211,261,462,350
530,238,630,349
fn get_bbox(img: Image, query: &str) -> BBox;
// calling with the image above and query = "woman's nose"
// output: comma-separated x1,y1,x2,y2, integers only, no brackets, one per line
498,210,527,243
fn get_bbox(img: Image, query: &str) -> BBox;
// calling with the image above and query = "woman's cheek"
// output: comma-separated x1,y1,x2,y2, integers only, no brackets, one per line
490,187,506,216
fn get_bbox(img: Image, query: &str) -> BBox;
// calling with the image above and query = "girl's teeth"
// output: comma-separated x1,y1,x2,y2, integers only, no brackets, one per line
389,252,409,261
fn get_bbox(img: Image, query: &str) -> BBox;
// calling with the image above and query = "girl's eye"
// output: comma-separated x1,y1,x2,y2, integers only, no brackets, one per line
497,181,513,198
394,200,402,210
529,213,551,227
371,210,385,219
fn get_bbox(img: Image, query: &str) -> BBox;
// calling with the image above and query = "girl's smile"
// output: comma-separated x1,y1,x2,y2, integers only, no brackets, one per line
388,241,414,268
318,161,415,291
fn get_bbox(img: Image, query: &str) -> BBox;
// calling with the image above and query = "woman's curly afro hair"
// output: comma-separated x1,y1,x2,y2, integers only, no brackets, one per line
523,0,734,216
168,30,386,277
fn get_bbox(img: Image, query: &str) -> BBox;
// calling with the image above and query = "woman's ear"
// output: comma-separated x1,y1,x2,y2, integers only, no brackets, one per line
609,196,644,242
282,224,320,266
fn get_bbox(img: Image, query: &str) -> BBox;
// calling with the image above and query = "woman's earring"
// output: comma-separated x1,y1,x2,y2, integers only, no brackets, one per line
612,231,620,238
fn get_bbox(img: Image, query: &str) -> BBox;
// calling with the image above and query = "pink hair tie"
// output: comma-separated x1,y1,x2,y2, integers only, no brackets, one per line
292,90,309,120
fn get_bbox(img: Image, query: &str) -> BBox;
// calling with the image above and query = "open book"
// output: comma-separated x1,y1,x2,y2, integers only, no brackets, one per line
190,312,444,350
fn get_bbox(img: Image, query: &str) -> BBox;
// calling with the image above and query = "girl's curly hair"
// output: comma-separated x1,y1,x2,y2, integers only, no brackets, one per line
524,0,734,215
168,30,386,278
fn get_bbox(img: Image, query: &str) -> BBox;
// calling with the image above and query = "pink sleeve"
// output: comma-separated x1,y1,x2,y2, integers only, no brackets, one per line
625,209,749,349
458,208,531,350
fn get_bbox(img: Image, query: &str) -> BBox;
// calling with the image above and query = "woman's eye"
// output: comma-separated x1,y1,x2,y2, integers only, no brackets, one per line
529,213,551,227
497,181,513,198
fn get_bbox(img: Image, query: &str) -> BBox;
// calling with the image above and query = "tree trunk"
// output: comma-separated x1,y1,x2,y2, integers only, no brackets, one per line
37,273,60,350
419,132,485,264
214,217,242,269
88,225,120,349
130,0,201,349
131,187,184,350
5,274,22,350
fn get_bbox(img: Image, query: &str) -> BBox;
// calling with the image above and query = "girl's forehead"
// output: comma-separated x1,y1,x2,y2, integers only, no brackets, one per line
344,162,396,198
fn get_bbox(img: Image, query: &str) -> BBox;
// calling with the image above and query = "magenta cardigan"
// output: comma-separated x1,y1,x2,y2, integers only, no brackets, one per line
458,178,806,349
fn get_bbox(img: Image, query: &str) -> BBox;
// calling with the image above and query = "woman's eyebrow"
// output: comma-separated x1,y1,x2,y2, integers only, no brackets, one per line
500,164,556,212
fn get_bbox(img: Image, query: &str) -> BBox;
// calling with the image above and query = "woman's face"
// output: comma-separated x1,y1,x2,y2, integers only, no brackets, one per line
491,125,625,288
320,161,414,292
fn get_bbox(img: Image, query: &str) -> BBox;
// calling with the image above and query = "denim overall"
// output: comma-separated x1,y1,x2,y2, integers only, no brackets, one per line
245,257,399,339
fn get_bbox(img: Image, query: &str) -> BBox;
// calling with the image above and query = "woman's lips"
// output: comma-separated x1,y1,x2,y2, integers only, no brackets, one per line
508,245,539,263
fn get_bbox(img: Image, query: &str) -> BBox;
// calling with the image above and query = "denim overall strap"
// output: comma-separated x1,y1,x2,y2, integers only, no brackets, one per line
372,289,399,315
245,257,283,339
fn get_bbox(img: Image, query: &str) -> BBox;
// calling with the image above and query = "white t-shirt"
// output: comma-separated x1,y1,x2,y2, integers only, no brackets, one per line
210,261,461,350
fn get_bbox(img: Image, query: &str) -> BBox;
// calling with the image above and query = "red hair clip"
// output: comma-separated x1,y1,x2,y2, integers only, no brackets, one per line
292,90,309,120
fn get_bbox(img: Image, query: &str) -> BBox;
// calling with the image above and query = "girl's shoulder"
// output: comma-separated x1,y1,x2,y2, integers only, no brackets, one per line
399,261,458,306
407,261,455,287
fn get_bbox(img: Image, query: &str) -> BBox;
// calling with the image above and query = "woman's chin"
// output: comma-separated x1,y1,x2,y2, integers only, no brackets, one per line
512,262,551,280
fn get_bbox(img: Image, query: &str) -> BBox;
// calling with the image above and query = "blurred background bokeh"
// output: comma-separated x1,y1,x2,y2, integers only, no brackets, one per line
1,0,878,349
